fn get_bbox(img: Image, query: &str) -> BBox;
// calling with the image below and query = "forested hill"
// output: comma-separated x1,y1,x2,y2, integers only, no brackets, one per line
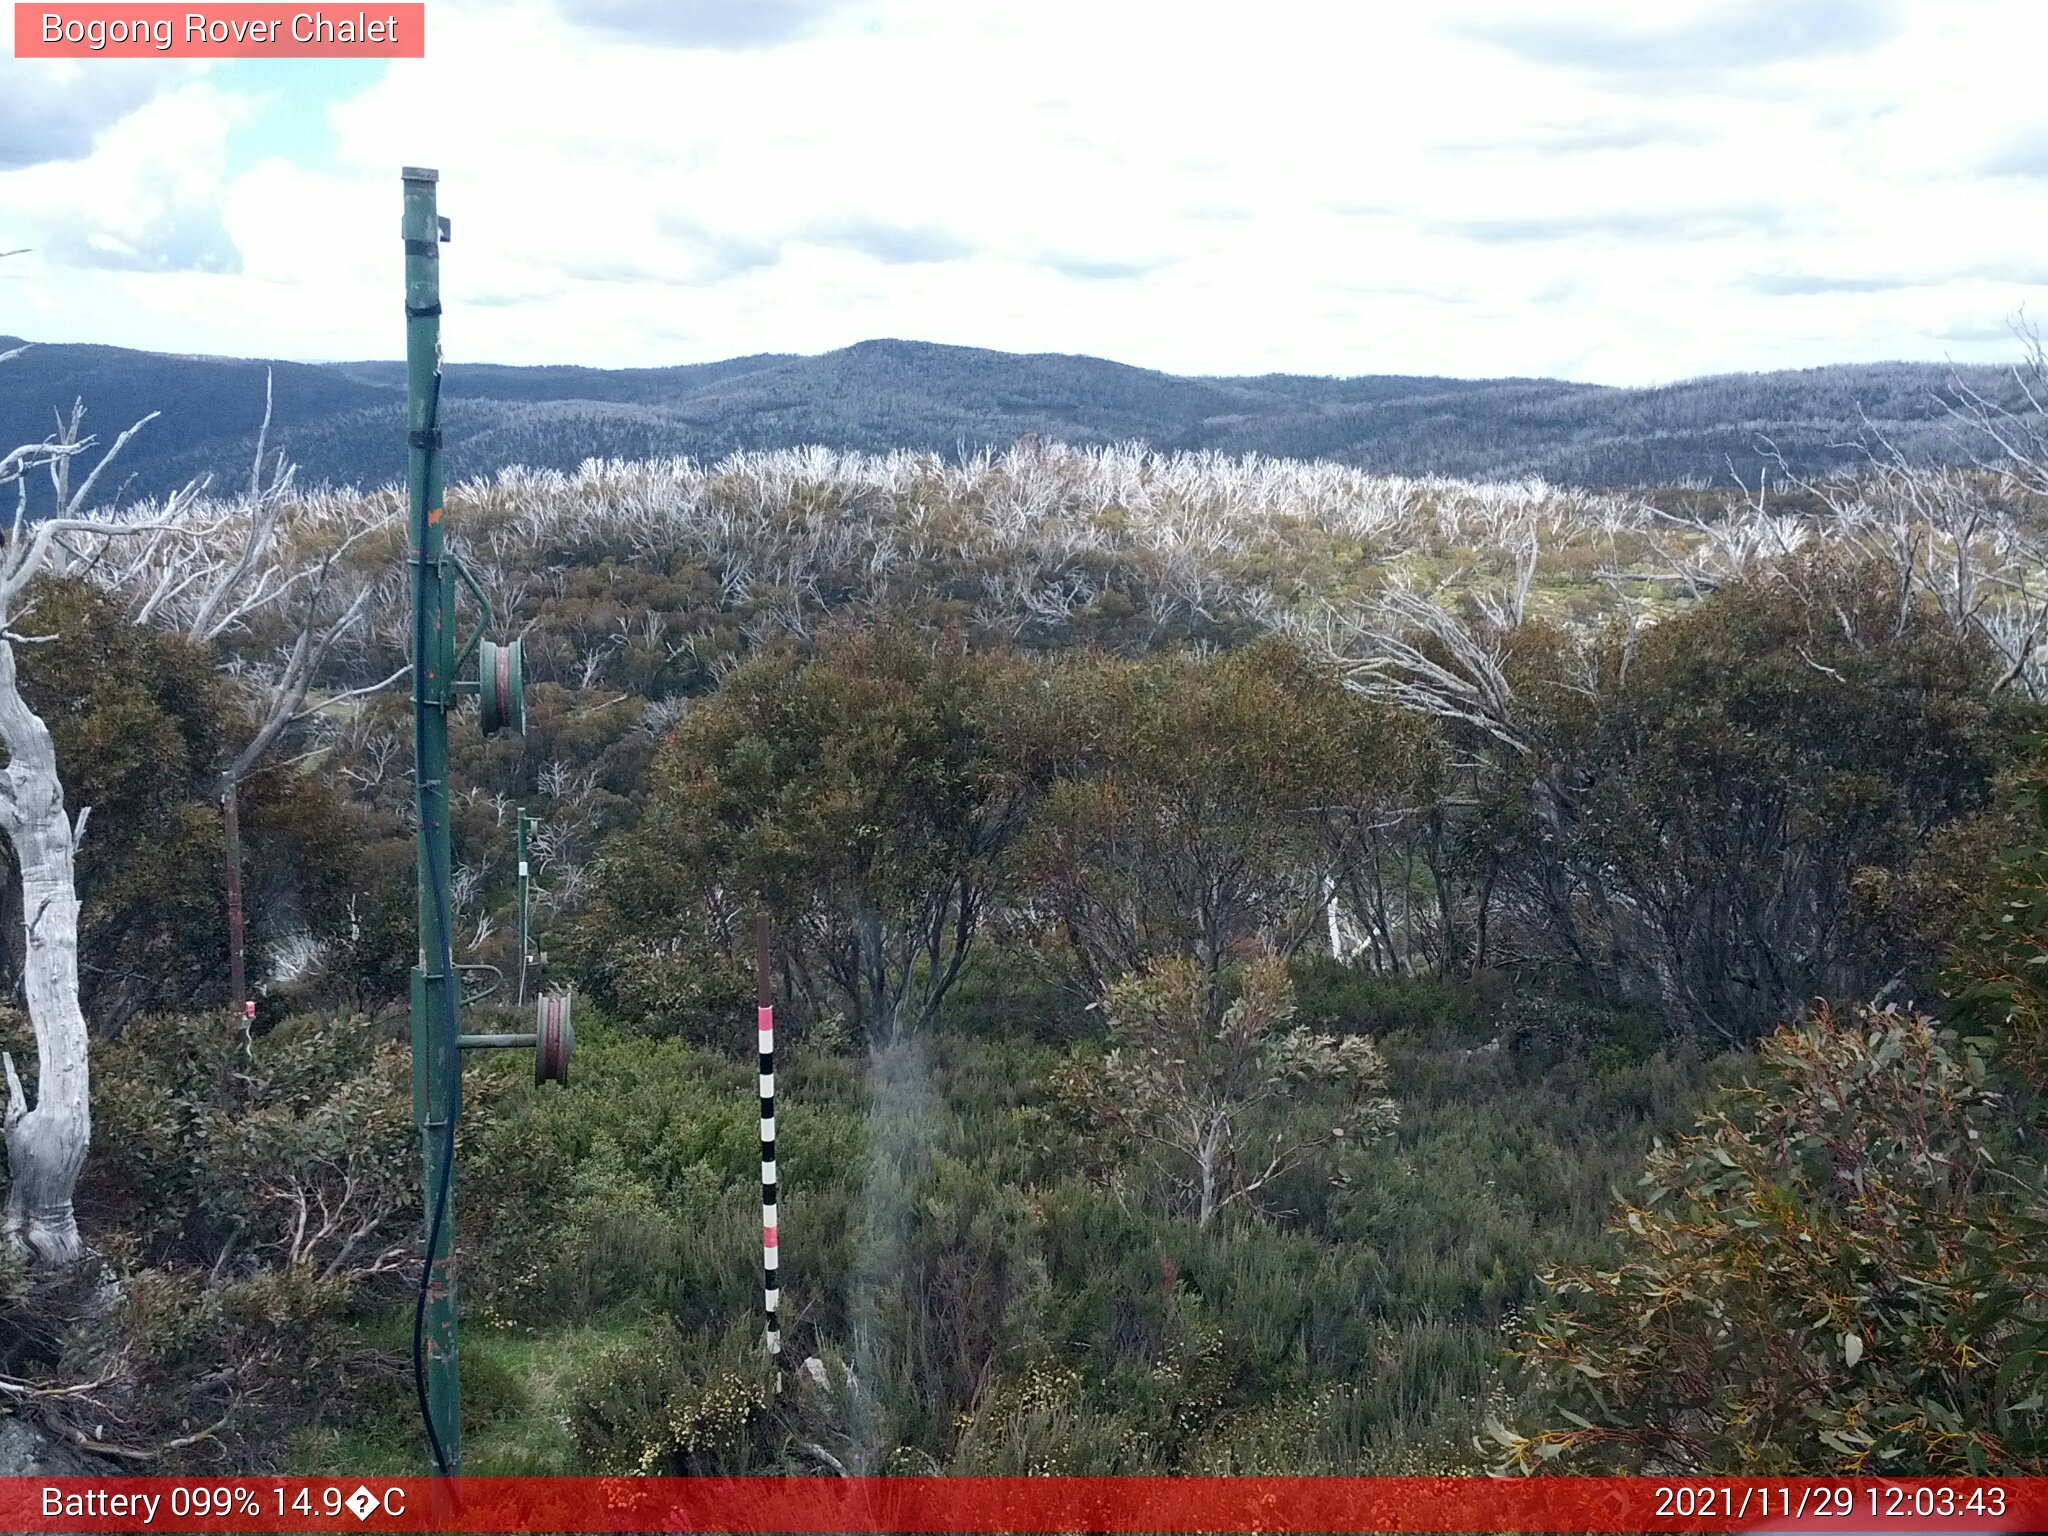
0,332,2019,504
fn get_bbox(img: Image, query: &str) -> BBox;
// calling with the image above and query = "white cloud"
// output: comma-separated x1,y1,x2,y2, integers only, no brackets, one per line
2,80,247,285
0,61,186,170
3,0,2047,382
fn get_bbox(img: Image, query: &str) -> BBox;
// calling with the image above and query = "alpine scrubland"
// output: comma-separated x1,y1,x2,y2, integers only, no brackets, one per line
4,371,2048,1472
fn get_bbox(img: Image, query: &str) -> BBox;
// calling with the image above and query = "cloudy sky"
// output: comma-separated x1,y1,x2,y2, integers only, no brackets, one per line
4,0,2047,384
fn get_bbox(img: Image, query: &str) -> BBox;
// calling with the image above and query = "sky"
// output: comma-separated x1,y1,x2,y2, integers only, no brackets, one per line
4,0,2048,385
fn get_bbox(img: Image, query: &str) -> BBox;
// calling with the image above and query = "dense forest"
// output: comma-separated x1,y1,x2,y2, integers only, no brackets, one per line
1,334,2036,513
2,349,2048,1477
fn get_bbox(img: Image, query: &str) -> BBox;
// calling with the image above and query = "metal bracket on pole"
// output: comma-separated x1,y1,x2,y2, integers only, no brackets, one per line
456,988,573,1085
448,554,491,681
454,961,503,1008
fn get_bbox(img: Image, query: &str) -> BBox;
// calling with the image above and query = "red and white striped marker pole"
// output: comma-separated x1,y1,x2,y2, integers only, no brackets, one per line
756,913,780,1359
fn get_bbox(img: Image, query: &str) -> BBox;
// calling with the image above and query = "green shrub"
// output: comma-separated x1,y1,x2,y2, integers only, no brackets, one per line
1290,958,1479,1041
1499,1004,2048,1474
88,1009,420,1276
459,1347,531,1431
940,941,1093,1044
568,1322,779,1474
951,1361,1160,1473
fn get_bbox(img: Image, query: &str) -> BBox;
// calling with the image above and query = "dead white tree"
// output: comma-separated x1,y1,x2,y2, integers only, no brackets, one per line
116,376,404,786
0,353,190,1265
1744,351,2048,701
83,377,404,1003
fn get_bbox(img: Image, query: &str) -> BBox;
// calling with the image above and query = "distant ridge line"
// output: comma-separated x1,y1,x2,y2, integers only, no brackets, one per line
0,334,2019,506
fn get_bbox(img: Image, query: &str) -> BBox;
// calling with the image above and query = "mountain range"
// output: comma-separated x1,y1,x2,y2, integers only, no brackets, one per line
0,334,2022,509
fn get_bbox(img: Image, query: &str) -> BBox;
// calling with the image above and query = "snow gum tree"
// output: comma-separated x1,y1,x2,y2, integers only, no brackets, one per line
0,608,89,1264
0,341,185,1264
1092,954,1398,1230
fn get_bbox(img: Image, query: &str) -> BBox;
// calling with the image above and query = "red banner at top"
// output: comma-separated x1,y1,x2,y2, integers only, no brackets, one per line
13,4,425,57
0,1477,2042,1533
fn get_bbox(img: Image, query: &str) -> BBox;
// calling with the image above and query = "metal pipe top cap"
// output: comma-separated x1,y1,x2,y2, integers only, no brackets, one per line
401,166,440,182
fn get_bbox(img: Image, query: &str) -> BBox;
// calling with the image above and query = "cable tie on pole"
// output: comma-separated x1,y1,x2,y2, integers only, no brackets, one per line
404,239,441,258
409,429,444,450
405,303,442,319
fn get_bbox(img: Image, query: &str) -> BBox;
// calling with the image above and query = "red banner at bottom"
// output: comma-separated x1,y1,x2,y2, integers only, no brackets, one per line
4,1476,2044,1532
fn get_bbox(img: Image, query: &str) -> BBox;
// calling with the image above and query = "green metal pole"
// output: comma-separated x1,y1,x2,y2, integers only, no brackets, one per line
403,165,461,1475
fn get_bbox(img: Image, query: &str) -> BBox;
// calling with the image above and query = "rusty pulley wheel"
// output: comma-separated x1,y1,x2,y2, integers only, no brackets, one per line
535,990,573,1086
478,638,526,737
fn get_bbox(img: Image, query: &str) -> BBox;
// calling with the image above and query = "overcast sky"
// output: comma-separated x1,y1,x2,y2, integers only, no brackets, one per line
4,0,2047,384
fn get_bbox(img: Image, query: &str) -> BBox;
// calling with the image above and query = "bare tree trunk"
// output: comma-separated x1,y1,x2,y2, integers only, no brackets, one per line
0,350,202,1272
1195,1120,1221,1231
224,783,245,1011
0,641,89,1266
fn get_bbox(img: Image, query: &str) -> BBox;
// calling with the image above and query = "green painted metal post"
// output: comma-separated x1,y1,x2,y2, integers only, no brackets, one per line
403,164,461,1475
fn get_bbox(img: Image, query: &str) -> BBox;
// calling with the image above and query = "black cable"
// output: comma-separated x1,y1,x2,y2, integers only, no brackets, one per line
412,808,461,1475
410,365,461,1478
